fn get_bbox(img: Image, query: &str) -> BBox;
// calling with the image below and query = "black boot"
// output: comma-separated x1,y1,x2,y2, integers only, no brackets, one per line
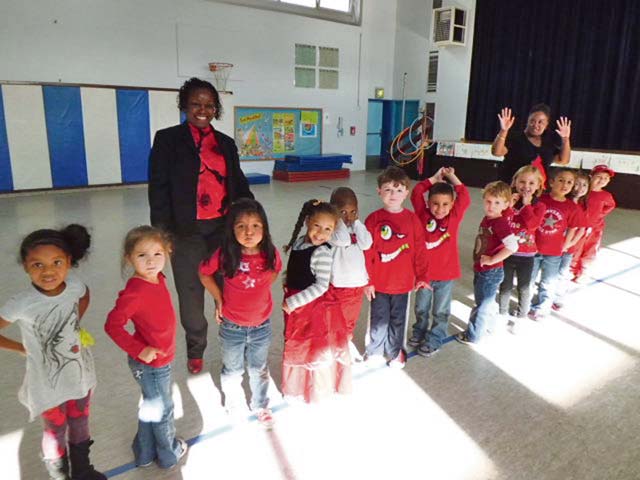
44,455,71,480
68,439,107,480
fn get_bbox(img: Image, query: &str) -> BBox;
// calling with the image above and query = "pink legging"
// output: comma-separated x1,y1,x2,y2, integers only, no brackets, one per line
41,391,91,460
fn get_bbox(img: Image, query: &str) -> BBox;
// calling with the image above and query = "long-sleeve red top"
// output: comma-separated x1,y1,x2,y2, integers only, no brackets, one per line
105,273,176,367
364,208,429,294
410,180,471,280
586,190,616,231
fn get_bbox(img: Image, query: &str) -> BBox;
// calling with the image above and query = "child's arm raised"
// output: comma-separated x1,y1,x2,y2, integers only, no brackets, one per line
410,168,444,216
329,219,352,247
0,317,26,355
353,219,373,250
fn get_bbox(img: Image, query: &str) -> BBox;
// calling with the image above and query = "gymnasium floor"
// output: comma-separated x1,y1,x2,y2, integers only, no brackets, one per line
1,171,639,480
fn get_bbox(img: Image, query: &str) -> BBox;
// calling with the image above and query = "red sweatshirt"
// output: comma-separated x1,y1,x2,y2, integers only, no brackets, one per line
364,208,429,294
410,180,471,280
586,190,616,231
505,201,547,256
105,273,176,367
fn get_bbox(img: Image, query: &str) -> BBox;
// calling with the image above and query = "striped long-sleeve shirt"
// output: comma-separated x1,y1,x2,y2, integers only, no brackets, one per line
285,237,333,311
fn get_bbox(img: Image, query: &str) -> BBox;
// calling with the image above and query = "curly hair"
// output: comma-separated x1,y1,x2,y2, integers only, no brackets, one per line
177,77,223,120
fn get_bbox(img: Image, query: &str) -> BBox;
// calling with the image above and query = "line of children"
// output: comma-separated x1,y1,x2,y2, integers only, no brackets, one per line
1,163,618,478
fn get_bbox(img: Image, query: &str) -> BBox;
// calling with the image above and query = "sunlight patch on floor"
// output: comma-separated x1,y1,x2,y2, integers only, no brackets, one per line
0,428,23,480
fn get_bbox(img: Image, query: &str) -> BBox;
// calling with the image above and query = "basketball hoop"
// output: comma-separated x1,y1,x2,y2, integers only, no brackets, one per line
208,62,233,92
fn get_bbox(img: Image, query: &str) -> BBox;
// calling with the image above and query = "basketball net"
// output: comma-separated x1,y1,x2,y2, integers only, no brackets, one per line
208,62,233,92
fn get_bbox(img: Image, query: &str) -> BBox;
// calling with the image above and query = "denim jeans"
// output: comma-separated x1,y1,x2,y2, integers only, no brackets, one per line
467,268,504,343
219,318,272,411
553,253,574,307
530,254,563,315
498,255,535,317
127,357,181,469
412,280,454,349
366,292,409,359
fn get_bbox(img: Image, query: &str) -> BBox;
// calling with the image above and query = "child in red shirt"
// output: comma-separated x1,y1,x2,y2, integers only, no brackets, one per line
553,171,589,310
528,169,585,319
364,167,430,368
105,226,187,470
497,165,547,333
457,181,518,344
199,199,281,427
571,164,617,281
409,167,470,356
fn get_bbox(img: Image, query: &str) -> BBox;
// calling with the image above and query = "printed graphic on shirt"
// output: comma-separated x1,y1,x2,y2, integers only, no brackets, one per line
375,220,410,263
509,217,536,248
473,225,492,264
237,259,266,289
539,208,562,236
426,233,450,250
33,303,85,389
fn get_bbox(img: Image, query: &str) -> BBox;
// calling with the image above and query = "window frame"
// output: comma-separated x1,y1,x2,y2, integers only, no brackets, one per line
209,0,362,26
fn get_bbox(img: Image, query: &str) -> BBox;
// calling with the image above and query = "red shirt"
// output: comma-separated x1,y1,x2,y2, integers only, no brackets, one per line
567,202,588,254
199,249,282,326
473,214,515,272
105,273,176,367
586,190,616,231
364,208,429,294
410,180,471,281
506,201,547,256
535,193,584,256
190,124,228,220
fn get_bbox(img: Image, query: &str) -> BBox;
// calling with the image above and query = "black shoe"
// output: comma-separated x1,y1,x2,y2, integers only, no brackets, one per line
417,344,439,358
407,335,423,348
69,439,107,480
455,332,473,345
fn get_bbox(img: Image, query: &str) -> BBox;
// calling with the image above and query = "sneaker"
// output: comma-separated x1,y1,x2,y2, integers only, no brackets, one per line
455,332,473,345
256,408,275,429
388,350,406,369
187,358,203,374
137,459,154,468
527,310,544,321
416,344,438,358
363,354,386,368
407,335,423,348
162,437,188,469
348,341,363,363
507,320,518,335
551,303,563,312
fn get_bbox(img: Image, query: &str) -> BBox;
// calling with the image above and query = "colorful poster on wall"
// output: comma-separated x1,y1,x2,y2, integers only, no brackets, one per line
300,110,318,138
234,106,322,161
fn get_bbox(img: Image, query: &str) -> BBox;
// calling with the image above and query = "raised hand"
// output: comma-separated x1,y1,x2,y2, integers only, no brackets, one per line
498,108,515,132
555,117,571,139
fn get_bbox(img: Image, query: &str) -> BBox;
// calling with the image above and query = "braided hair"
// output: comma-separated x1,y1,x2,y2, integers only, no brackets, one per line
284,199,339,253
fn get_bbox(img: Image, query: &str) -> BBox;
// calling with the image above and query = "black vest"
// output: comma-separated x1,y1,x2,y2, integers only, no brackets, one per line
286,244,330,290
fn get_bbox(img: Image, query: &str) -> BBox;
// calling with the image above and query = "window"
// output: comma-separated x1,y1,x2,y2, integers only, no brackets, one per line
295,44,339,89
427,50,438,93
209,0,361,25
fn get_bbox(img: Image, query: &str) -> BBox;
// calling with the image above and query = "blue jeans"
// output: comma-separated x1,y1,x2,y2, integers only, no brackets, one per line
553,253,573,307
530,254,563,315
127,357,181,469
219,318,272,411
467,268,504,343
412,280,454,349
366,292,409,359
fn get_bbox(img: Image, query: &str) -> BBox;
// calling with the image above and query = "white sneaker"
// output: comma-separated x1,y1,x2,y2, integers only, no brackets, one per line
349,341,363,363
363,354,386,368
256,408,275,429
387,350,406,369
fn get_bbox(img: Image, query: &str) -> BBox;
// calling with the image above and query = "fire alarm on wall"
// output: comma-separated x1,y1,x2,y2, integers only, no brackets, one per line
350,126,356,135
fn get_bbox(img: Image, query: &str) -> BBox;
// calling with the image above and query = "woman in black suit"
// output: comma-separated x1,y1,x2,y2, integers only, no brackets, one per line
148,77,253,374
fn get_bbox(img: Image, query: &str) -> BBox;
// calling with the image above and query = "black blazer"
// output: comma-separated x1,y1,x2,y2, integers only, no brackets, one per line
148,122,254,235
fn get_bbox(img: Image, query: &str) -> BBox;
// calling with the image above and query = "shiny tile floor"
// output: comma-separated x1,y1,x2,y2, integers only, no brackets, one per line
1,171,639,480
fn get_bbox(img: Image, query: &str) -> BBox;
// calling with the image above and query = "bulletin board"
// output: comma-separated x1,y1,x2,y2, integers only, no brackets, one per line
234,106,323,161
